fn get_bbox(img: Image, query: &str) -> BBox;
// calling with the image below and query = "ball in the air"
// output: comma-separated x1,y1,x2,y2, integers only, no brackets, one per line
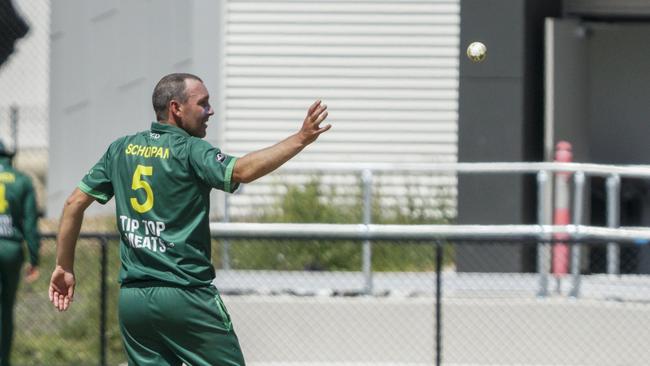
466,42,487,62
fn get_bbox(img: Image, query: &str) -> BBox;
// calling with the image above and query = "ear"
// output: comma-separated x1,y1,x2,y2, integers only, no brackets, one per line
169,100,182,117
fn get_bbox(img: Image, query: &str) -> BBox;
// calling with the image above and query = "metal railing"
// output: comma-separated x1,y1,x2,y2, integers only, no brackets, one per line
221,161,650,294
208,223,650,366
210,222,650,242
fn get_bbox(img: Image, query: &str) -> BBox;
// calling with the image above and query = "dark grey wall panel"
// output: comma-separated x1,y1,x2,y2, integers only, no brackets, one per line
458,79,524,161
588,23,650,164
457,0,560,272
460,0,524,78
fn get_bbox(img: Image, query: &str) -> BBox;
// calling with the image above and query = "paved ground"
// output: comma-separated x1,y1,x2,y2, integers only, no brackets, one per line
213,270,650,365
226,296,650,366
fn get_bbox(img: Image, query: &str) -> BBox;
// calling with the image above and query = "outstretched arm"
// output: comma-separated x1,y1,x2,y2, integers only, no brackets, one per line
232,100,330,184
49,188,95,311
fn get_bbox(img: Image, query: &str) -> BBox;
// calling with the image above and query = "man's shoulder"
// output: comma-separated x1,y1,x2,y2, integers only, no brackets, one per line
117,130,148,143
108,131,149,150
107,134,133,147
185,137,218,151
4,168,33,188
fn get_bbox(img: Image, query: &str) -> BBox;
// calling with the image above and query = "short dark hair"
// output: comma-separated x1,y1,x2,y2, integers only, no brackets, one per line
152,73,203,121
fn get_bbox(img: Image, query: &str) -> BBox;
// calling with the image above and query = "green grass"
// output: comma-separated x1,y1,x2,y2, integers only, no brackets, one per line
213,178,456,271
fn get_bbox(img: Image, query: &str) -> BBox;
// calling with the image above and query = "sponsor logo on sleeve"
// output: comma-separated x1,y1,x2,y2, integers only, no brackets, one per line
215,153,226,163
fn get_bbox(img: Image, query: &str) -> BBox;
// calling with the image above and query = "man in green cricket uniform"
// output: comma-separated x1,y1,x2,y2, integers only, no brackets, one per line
48,73,330,366
0,141,40,366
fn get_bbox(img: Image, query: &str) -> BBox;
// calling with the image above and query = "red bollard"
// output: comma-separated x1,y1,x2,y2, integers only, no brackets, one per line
553,141,572,277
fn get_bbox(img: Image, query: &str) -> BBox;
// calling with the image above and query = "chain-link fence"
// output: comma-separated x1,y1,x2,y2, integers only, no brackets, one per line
10,233,650,366
12,234,121,366
441,240,650,366
212,237,650,366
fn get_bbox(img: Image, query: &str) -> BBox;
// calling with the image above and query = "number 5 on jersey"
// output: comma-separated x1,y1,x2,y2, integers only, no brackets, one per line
130,165,154,213
0,184,8,213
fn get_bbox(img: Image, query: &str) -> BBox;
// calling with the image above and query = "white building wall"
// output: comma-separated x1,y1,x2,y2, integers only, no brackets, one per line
47,0,225,216
222,0,460,217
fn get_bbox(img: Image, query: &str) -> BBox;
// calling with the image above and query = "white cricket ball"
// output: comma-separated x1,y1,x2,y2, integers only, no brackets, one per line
466,42,487,63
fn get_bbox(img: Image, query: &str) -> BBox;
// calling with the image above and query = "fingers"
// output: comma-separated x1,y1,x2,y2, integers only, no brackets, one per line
53,290,60,309
58,293,66,311
305,104,328,133
50,285,63,311
307,100,328,120
51,290,71,311
49,282,74,311
63,294,71,311
300,100,331,144
307,100,321,115
51,286,62,310
314,110,328,125
310,103,327,121
316,123,332,135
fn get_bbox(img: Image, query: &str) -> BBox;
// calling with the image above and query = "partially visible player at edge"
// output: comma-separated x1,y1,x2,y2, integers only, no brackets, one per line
48,73,330,366
0,141,40,366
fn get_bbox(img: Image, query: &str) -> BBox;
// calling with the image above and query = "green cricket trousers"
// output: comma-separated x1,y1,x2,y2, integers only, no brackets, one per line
119,283,245,366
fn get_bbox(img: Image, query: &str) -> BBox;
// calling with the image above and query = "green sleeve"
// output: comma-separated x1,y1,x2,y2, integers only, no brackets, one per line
21,177,40,266
188,138,240,193
79,139,121,204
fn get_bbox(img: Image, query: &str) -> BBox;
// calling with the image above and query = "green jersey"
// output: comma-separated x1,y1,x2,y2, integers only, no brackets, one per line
0,156,40,265
79,122,239,287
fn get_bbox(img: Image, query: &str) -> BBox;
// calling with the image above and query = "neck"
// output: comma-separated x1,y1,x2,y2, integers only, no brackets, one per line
160,116,183,129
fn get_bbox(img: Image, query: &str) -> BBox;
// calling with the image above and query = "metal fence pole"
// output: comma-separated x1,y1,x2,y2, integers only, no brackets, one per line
99,237,108,366
221,194,231,270
570,171,585,297
435,241,443,366
551,142,573,293
606,174,621,275
10,105,18,151
362,169,373,295
537,171,551,297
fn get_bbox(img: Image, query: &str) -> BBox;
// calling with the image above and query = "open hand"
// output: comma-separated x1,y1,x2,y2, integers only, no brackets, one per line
49,265,76,311
298,100,331,145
